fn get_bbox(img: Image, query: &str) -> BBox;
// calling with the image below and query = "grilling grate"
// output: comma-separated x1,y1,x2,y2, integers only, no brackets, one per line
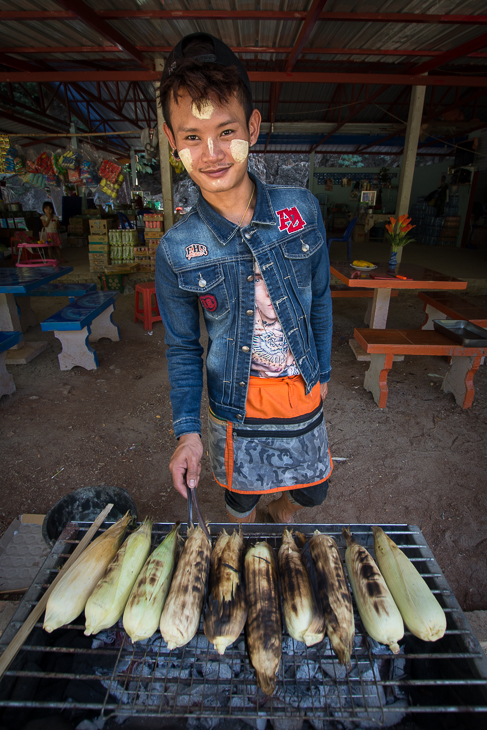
1,523,486,727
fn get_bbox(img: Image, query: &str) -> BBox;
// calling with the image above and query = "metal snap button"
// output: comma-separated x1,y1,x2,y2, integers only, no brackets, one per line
236,414,243,420
247,274,254,282
302,243,310,252
198,278,207,288
241,345,250,353
246,309,254,317
238,381,245,387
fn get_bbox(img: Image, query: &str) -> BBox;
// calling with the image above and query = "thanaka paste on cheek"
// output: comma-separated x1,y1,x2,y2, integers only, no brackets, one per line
191,99,214,119
178,148,193,173
230,139,249,164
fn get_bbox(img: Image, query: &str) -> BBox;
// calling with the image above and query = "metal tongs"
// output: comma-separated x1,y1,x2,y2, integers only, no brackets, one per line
186,482,211,542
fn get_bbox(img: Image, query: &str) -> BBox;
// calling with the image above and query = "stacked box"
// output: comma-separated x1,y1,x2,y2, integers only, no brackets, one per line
134,246,151,272
68,217,90,236
88,234,108,244
89,218,117,235
439,216,460,246
89,242,110,255
89,252,110,272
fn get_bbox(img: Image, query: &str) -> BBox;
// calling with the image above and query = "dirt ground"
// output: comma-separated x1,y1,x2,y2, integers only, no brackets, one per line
1,246,487,613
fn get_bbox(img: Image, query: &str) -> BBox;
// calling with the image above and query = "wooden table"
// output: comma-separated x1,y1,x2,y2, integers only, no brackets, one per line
330,262,468,360
0,266,73,363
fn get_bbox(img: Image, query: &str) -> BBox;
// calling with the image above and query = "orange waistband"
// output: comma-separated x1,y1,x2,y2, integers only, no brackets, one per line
245,375,321,420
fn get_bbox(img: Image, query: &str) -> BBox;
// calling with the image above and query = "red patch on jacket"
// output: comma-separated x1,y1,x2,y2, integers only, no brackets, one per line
200,294,218,312
276,206,306,233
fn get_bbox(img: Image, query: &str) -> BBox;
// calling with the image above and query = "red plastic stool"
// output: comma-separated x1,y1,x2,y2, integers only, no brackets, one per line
134,282,162,331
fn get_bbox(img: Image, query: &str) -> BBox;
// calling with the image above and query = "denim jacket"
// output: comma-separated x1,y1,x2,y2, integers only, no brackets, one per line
155,173,332,438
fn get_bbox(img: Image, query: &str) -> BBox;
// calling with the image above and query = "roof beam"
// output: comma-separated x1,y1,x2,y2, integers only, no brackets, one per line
3,45,487,59
53,0,152,70
1,11,486,24
68,82,146,129
286,0,329,72
0,70,484,86
412,31,487,75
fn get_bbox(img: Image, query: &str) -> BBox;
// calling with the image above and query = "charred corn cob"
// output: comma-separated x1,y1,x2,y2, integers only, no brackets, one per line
308,530,355,665
84,518,152,636
278,529,325,647
204,528,247,655
159,524,211,650
123,523,180,643
343,527,403,654
372,526,446,642
245,541,282,696
44,513,131,633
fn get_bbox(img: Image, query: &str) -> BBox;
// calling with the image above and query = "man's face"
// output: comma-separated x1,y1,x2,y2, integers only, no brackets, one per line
164,90,261,196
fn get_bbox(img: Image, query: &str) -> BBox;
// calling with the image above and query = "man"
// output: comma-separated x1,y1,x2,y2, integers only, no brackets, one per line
156,33,333,523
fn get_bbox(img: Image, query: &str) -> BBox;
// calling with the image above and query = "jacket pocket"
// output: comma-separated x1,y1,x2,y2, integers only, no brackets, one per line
282,228,324,288
178,263,230,320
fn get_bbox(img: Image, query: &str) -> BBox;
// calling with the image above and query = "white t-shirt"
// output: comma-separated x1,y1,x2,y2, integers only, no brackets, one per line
250,261,299,378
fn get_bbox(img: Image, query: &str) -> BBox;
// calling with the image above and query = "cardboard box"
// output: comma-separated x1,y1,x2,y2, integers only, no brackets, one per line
88,234,109,244
89,243,110,254
89,219,116,235
144,229,163,239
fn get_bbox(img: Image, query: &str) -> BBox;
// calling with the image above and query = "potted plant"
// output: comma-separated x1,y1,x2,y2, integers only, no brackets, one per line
385,214,415,268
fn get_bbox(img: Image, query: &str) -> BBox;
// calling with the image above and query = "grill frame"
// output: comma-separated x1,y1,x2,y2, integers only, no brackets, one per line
0,522,486,726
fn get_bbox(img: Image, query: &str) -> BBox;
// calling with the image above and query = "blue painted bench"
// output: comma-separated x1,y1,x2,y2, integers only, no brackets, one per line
0,331,21,398
41,291,120,370
15,282,97,332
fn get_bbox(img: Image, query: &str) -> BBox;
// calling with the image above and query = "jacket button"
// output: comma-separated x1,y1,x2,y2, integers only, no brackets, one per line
236,414,243,420
247,274,254,282
246,309,254,317
241,345,250,353
239,381,246,387
198,279,207,288
301,243,310,252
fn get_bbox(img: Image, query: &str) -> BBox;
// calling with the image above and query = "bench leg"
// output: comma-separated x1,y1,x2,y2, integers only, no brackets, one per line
364,298,372,326
369,289,392,329
15,296,38,332
88,305,120,343
54,327,99,371
442,355,482,409
421,304,445,330
0,351,15,398
364,353,393,408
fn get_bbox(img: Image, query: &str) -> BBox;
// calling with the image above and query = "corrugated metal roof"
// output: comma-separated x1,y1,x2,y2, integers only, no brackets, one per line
0,0,485,155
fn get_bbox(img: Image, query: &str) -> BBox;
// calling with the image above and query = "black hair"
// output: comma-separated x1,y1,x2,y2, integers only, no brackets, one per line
160,37,253,133
42,201,54,211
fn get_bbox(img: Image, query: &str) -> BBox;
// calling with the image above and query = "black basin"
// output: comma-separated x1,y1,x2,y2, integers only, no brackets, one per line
42,485,138,547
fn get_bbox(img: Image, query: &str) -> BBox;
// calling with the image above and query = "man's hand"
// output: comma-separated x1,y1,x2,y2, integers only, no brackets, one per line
169,433,203,499
320,382,328,401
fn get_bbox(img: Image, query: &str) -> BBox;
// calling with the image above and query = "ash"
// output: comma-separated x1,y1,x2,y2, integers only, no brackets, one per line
92,621,407,728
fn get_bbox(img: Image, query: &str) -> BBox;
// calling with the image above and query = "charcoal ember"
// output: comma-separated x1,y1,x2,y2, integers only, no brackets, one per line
90,629,117,648
228,694,255,710
155,660,191,679
318,681,349,709
185,634,211,653
295,660,320,681
320,658,349,681
281,636,306,656
270,719,304,730
196,660,233,680
99,677,129,704
349,664,385,709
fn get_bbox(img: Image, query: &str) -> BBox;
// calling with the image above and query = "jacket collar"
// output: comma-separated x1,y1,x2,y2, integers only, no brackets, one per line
196,172,276,246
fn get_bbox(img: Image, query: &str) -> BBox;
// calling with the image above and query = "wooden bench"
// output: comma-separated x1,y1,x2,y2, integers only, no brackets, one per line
15,282,97,332
330,285,398,298
354,328,487,409
0,331,21,399
418,291,487,330
41,291,120,371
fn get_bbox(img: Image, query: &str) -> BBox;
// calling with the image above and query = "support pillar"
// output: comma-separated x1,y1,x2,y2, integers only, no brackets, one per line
155,58,174,232
394,84,426,264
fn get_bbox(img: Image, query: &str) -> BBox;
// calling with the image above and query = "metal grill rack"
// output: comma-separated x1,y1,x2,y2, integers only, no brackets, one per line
1,523,486,727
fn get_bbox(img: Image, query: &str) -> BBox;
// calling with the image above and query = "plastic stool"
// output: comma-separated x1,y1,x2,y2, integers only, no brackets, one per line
134,282,162,330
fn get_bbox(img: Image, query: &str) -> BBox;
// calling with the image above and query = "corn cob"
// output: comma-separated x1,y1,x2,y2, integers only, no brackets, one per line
159,524,211,650
123,523,180,643
343,527,403,654
44,513,131,633
372,526,446,642
278,529,325,647
245,541,282,696
204,528,247,655
84,518,152,636
308,530,355,664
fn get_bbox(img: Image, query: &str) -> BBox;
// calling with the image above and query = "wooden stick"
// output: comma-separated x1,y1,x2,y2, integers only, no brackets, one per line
0,503,114,680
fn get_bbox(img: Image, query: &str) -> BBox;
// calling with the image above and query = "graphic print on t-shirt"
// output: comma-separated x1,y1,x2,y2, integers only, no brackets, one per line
251,262,299,378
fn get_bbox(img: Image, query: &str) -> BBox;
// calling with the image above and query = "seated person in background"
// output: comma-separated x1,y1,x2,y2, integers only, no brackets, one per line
40,201,63,261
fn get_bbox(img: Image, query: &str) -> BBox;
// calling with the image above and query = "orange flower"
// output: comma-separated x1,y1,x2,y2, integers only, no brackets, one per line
385,223,393,233
389,217,397,226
